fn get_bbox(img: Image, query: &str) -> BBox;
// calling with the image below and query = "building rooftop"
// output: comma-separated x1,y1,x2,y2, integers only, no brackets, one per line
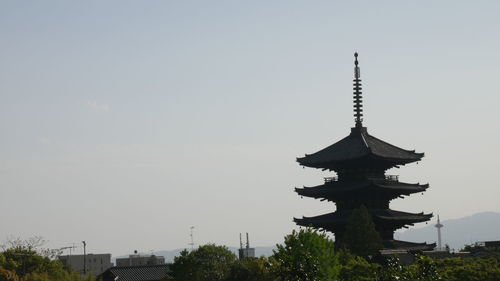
99,264,173,281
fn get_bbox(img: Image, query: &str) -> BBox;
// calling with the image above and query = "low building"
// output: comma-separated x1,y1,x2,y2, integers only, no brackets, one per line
59,253,112,276
465,240,500,257
380,249,472,265
482,240,500,248
116,253,165,266
98,264,173,281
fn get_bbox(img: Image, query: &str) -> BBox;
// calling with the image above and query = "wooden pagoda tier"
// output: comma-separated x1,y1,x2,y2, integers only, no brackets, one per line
295,179,429,202
294,209,432,241
294,53,434,251
383,240,436,251
297,126,424,172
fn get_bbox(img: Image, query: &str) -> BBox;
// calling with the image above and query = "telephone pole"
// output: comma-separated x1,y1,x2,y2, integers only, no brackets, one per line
82,241,87,275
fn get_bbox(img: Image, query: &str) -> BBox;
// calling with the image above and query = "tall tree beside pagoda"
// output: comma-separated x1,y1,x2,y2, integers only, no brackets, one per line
294,53,434,250
342,205,383,257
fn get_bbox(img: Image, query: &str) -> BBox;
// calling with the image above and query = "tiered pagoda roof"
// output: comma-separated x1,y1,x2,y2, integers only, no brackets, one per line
293,53,434,251
296,180,429,201
297,126,424,170
294,210,432,231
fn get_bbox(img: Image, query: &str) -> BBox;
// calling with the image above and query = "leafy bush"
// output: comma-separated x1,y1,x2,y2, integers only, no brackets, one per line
271,228,339,281
171,244,236,281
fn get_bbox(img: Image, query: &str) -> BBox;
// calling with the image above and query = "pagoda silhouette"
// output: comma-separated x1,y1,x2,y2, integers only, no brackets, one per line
294,53,434,250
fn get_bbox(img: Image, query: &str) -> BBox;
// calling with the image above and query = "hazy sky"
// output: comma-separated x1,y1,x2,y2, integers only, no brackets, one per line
1,1,499,257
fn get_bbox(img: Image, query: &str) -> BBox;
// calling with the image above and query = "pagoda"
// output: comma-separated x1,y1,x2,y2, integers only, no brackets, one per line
294,53,434,250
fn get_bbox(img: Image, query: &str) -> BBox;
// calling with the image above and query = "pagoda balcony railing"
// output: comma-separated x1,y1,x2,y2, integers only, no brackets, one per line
324,177,338,183
324,175,398,182
385,175,399,182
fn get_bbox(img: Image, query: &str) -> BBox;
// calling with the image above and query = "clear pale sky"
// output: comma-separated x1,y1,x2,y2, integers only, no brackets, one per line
1,1,499,257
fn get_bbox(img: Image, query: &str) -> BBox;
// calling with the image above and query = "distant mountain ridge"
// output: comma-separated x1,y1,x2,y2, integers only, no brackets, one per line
116,212,500,263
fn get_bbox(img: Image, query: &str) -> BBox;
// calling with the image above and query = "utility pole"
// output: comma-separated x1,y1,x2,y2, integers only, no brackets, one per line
82,241,86,275
69,244,75,270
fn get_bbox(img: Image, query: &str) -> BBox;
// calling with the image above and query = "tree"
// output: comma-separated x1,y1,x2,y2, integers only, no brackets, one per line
342,205,383,258
0,237,80,281
0,267,19,281
271,228,339,281
378,256,413,281
0,237,61,259
171,244,236,281
337,249,380,281
228,256,275,281
434,256,500,281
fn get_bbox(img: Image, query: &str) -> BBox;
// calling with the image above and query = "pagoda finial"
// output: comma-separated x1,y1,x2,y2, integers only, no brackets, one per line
353,52,363,128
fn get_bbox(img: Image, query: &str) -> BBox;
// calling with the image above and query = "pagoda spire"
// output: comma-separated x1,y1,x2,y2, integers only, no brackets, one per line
353,52,363,128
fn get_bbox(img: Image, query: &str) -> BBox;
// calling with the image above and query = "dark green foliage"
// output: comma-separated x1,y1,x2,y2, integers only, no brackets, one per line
171,244,237,281
2,248,56,277
271,228,339,281
377,256,413,281
342,206,383,257
0,266,19,281
337,249,380,281
434,256,500,281
375,255,500,281
0,247,81,281
227,257,275,281
0,237,81,281
409,255,441,281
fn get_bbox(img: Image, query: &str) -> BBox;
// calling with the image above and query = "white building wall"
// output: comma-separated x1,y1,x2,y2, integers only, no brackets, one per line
58,253,112,276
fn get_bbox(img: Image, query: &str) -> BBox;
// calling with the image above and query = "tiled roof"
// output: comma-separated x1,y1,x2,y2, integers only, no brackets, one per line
297,126,424,169
100,264,173,281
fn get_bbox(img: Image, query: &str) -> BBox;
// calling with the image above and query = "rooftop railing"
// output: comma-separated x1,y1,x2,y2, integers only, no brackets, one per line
385,175,399,182
324,177,338,183
323,175,399,182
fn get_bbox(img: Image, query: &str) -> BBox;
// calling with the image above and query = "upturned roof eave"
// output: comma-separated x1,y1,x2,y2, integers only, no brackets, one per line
383,240,436,251
299,180,429,190
294,210,432,225
296,151,423,169
365,132,425,158
295,182,429,199
296,127,424,169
